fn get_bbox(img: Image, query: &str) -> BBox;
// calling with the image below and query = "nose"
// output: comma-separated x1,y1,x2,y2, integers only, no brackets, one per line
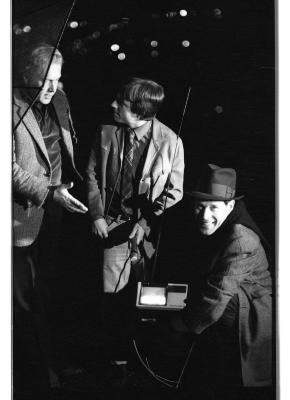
48,80,55,92
201,207,211,221
111,100,118,109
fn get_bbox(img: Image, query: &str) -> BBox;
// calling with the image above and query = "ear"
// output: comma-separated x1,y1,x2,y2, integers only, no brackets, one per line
228,200,235,211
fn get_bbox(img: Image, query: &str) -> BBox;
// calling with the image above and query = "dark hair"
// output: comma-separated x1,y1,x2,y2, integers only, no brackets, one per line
116,77,165,119
23,43,63,84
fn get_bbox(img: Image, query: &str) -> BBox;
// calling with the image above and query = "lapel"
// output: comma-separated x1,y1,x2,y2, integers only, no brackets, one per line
114,125,124,163
52,91,74,159
14,91,50,166
141,118,161,177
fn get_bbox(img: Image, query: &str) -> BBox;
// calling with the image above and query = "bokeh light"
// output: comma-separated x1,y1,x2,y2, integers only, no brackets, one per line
23,25,31,33
117,53,126,61
179,10,188,17
69,21,79,29
182,40,190,47
111,44,120,52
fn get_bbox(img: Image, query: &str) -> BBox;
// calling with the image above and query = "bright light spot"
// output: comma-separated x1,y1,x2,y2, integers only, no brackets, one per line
111,44,120,52
23,25,31,33
117,53,126,61
151,50,159,58
69,21,79,29
179,9,188,17
215,105,223,114
150,40,158,48
182,40,190,47
140,287,166,306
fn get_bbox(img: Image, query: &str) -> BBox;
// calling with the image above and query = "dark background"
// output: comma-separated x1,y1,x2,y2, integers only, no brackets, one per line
12,0,276,397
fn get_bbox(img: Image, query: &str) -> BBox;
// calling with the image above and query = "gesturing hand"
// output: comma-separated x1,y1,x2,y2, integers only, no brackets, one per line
92,218,108,239
53,182,88,213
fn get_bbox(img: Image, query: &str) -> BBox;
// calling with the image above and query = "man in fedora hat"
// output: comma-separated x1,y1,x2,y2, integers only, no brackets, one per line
172,164,273,391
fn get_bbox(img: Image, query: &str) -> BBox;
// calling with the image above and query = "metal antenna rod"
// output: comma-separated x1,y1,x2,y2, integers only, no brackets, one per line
150,86,191,282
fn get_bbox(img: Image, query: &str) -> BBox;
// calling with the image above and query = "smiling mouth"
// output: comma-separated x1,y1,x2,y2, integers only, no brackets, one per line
200,222,213,227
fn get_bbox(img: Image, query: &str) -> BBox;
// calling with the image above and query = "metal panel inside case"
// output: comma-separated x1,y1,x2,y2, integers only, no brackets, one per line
136,282,188,310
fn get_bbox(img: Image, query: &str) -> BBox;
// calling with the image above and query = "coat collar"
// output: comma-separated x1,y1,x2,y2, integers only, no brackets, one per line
13,89,74,165
13,89,50,165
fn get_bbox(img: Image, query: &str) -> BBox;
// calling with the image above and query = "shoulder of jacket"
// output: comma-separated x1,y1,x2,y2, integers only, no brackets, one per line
13,89,25,107
53,89,69,104
154,118,181,143
99,124,119,135
227,223,260,250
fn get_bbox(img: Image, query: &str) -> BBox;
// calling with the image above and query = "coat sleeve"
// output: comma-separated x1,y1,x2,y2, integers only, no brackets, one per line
138,136,184,233
153,137,185,215
85,128,105,220
12,134,50,207
183,227,260,334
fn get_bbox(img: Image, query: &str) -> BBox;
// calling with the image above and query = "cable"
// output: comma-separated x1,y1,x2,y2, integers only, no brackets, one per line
133,339,176,388
113,255,131,294
133,336,196,390
151,86,192,281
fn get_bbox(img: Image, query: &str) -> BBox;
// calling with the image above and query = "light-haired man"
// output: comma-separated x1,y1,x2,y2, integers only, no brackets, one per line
13,43,87,395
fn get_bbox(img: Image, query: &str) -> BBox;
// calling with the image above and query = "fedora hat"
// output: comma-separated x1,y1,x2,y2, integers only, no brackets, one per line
185,164,244,201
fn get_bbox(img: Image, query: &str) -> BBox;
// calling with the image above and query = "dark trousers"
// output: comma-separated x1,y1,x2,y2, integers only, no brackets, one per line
13,202,63,395
182,294,242,394
101,281,138,362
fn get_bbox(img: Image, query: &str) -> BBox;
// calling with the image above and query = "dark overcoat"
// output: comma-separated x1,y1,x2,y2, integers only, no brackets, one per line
183,218,273,386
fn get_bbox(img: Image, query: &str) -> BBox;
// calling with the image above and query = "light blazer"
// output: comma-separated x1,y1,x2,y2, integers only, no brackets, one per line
86,118,184,233
13,88,82,247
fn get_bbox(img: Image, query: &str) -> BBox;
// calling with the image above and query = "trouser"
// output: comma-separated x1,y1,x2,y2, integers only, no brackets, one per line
102,216,147,293
13,202,63,394
182,294,242,392
100,215,148,360
13,243,52,394
101,284,138,362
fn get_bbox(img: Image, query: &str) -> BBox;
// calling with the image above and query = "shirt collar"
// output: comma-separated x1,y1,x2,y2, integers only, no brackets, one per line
20,88,48,115
132,120,152,141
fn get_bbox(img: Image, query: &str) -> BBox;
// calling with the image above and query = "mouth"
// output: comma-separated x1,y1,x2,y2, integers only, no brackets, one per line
200,221,213,228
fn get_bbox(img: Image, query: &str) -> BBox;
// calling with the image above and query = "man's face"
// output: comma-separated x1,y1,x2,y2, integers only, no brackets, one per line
111,99,140,127
37,62,62,105
194,200,235,236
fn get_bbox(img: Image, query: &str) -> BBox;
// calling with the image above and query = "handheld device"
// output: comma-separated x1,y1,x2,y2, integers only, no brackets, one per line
136,282,188,310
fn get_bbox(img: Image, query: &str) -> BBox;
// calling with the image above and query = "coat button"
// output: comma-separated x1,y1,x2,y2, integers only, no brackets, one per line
44,171,51,177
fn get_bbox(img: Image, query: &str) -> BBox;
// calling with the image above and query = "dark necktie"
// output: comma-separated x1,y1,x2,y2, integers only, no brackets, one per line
121,128,135,214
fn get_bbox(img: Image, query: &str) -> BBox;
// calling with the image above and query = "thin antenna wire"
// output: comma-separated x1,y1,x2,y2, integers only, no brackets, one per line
151,86,192,281
13,0,76,133
175,340,195,389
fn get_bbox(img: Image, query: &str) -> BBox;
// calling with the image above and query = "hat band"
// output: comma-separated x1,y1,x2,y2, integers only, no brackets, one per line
206,183,235,199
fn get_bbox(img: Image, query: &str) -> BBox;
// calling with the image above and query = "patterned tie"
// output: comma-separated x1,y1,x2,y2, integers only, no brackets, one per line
121,128,135,214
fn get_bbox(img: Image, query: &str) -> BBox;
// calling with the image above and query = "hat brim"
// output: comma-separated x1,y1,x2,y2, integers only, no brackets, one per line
185,190,244,201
